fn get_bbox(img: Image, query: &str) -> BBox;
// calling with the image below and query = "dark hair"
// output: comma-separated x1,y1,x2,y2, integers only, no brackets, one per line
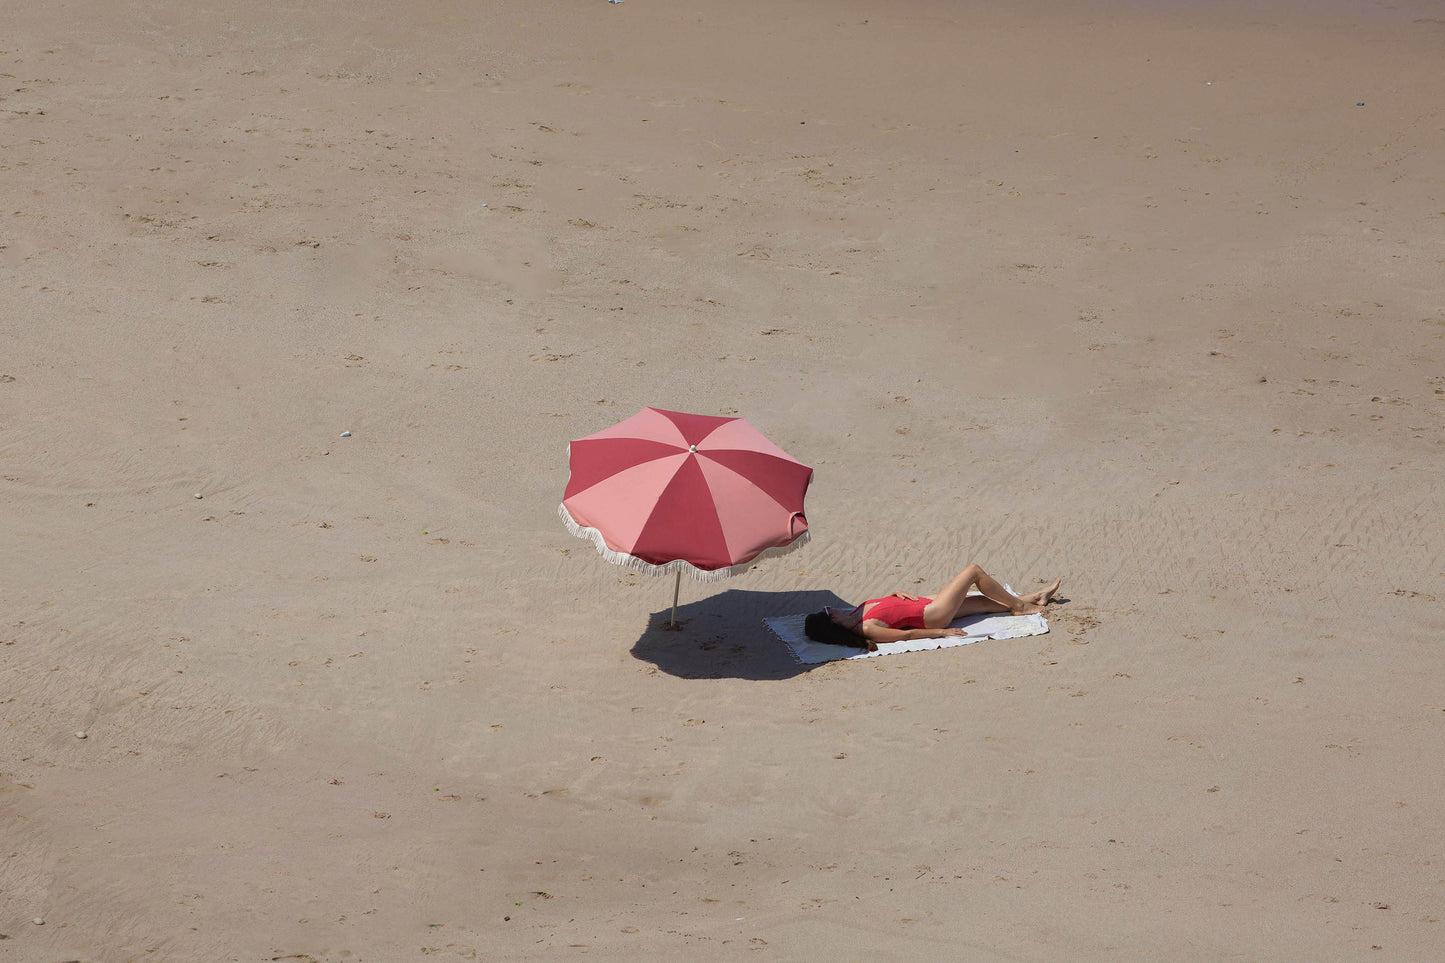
804,611,877,651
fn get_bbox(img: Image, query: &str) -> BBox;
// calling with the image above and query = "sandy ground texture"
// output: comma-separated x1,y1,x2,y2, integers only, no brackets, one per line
3,0,1443,959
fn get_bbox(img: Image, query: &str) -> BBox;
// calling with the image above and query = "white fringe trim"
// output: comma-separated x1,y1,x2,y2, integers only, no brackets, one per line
559,503,811,583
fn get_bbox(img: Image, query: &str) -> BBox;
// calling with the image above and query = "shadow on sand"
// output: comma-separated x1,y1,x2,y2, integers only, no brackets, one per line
629,588,848,680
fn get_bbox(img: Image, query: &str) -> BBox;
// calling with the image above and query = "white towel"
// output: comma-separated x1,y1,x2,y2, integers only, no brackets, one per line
765,610,1048,664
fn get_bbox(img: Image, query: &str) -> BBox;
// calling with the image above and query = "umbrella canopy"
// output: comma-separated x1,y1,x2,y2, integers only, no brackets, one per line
560,407,813,583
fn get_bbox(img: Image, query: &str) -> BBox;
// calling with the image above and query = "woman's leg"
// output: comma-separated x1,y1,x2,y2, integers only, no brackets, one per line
922,564,1058,627
945,595,1014,619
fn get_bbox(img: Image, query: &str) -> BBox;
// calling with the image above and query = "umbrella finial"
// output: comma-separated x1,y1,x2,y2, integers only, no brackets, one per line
688,444,698,453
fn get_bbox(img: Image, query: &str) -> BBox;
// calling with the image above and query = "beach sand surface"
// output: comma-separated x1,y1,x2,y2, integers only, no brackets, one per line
3,0,1443,958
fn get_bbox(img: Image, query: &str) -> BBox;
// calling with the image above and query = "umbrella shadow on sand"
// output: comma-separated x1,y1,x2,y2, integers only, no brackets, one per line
630,588,847,680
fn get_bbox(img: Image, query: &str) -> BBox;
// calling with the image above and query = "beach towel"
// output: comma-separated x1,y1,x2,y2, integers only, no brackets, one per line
765,609,1048,664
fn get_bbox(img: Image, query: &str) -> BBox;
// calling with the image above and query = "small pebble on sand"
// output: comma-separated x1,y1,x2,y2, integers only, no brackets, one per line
75,731,87,739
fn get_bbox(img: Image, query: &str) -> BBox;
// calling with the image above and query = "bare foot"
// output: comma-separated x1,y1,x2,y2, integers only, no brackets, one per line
1017,578,1062,611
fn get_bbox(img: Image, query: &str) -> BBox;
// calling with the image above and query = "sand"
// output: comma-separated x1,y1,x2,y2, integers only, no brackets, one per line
3,0,1443,958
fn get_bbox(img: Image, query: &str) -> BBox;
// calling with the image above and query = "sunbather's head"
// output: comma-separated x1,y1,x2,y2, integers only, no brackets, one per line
823,602,863,628
804,610,876,651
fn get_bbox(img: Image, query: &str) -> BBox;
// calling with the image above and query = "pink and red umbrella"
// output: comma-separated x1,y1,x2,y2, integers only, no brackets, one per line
560,408,813,627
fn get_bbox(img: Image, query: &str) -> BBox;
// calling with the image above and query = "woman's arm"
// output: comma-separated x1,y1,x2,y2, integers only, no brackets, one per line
857,621,968,644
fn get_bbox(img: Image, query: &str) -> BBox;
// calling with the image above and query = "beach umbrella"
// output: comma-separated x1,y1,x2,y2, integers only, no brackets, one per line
559,407,813,628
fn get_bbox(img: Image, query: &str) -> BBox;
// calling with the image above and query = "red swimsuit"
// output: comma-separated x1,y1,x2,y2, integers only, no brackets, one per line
859,596,933,629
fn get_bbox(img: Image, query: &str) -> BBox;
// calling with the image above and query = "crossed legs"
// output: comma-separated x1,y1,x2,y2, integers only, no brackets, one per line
921,564,1061,628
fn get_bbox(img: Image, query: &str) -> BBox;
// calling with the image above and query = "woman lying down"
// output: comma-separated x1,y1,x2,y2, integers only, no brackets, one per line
804,562,1061,652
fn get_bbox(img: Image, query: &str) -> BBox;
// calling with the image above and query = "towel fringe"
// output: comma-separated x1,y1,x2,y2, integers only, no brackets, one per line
558,504,810,582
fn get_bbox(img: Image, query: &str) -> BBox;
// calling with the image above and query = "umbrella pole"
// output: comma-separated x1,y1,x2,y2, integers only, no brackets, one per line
667,570,682,630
